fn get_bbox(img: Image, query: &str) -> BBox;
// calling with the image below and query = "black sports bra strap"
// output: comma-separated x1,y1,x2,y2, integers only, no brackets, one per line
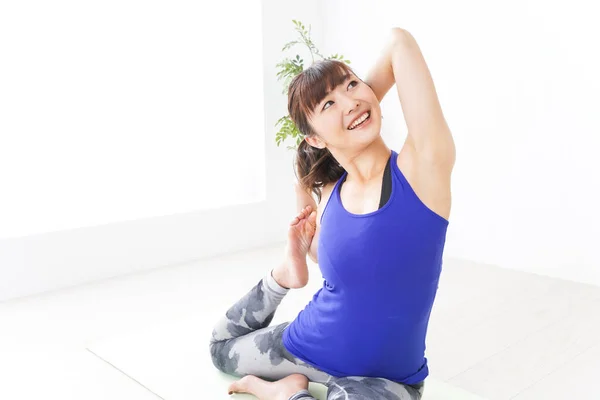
378,156,392,209
338,154,393,210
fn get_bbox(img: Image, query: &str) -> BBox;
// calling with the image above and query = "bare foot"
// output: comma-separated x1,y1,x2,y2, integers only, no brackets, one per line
228,373,309,400
272,206,317,289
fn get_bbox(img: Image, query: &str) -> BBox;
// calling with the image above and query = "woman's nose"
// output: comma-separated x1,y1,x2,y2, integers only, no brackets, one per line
345,99,360,114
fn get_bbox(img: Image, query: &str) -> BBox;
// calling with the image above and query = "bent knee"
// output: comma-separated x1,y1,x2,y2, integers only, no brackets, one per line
209,339,239,375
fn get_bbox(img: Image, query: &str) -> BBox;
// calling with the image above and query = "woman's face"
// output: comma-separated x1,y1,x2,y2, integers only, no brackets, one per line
306,73,382,152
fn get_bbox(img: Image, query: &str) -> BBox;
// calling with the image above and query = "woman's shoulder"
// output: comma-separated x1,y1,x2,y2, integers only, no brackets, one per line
316,181,338,227
397,140,452,221
321,181,337,201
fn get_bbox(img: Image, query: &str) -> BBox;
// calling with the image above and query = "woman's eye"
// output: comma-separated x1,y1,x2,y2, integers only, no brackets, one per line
323,81,359,110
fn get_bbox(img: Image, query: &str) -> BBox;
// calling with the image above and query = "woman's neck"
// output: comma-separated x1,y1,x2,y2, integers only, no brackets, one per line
338,139,391,185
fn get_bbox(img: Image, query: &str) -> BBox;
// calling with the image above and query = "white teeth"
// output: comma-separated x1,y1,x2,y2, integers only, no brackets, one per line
349,112,370,130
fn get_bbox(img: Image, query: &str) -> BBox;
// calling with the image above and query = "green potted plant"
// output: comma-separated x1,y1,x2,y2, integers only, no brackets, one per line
275,20,351,150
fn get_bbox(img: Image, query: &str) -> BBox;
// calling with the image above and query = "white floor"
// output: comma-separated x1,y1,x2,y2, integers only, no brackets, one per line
2,243,600,399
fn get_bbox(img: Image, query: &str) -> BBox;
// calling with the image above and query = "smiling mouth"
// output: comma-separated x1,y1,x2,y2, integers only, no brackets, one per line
348,111,371,130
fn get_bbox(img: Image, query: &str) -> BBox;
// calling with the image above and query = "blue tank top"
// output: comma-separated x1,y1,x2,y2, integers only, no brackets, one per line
282,149,449,385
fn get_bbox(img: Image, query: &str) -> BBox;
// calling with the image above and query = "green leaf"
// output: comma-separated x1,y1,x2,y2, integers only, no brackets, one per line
275,20,353,149
281,40,300,52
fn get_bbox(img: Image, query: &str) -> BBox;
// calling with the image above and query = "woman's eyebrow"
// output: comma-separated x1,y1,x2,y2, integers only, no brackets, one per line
315,73,354,112
329,74,352,94
320,74,353,103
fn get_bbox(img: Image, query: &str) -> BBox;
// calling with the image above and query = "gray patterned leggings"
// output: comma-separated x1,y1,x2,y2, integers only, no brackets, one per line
209,270,425,400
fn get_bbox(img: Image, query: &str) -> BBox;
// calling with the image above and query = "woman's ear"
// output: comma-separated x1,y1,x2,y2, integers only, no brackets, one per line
305,135,325,149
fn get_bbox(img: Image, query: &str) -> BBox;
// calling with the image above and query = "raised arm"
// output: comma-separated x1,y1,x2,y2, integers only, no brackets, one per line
363,31,397,103
364,28,455,166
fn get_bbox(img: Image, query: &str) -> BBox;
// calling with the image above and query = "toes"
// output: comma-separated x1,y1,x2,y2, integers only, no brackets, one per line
291,206,314,225
301,205,312,217
227,378,246,395
309,212,317,225
228,375,264,396
305,211,317,232
227,381,238,395
291,213,303,225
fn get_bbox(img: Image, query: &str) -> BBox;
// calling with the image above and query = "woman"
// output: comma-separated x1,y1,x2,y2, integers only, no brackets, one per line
210,27,455,400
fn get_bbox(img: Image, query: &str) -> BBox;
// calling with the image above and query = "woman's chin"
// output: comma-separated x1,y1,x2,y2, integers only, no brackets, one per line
354,121,380,136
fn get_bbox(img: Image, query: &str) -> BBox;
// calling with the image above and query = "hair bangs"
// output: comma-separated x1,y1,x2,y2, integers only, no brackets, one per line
299,61,353,117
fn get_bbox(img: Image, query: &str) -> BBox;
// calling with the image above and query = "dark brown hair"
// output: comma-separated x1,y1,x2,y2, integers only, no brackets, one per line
288,59,358,203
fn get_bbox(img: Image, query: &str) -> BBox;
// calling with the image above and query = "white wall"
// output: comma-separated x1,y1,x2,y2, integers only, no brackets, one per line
0,0,324,301
320,0,600,286
0,0,265,241
4,0,596,303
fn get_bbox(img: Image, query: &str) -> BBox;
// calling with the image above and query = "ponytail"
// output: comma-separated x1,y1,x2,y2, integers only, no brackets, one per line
295,139,345,203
